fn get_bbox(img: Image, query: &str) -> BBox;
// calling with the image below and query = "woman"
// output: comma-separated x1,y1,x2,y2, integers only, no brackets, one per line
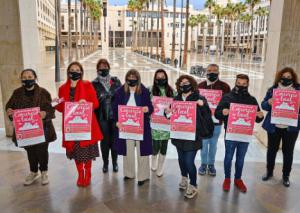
166,75,212,199
56,62,103,187
92,59,121,173
112,69,153,186
261,67,300,187
6,69,57,186
149,69,175,177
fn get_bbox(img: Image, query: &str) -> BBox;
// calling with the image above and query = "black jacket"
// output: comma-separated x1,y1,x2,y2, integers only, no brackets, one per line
92,76,121,122
215,89,264,130
171,91,211,151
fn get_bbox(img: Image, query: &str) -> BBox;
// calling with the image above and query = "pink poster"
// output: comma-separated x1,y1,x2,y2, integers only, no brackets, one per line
225,103,257,143
271,89,300,127
170,101,197,140
118,105,144,140
151,96,173,131
13,107,45,147
64,102,93,141
199,89,222,122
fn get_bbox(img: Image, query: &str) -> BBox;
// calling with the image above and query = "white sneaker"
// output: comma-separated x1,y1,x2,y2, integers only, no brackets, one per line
156,154,166,177
151,155,158,171
24,172,40,186
179,176,188,190
184,184,198,199
41,171,49,185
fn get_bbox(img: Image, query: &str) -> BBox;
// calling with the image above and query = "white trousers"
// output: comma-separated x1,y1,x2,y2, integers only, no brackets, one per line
123,140,150,181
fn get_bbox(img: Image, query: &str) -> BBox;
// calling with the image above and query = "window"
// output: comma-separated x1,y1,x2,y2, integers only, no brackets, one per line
61,16,65,30
118,10,121,16
118,20,122,27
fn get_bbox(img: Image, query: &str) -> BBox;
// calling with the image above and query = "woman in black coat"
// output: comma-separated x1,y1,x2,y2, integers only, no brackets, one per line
166,75,213,199
92,59,121,173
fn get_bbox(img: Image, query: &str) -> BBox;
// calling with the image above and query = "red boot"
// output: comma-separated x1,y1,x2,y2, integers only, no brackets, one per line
83,160,92,187
223,178,231,192
234,179,247,193
75,161,85,187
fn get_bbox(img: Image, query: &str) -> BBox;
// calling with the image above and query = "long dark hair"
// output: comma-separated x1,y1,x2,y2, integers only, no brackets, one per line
152,69,174,97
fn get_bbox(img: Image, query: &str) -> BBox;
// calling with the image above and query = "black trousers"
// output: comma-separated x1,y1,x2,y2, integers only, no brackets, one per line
267,128,299,177
24,142,49,173
99,120,117,165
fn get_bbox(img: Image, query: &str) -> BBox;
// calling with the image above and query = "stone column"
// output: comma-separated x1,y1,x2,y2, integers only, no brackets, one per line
256,0,300,145
0,0,41,136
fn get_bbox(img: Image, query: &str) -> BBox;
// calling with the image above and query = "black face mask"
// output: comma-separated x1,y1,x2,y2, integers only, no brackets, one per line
127,79,138,87
207,73,219,82
155,79,167,87
22,79,36,89
180,84,193,94
69,72,82,81
234,85,248,95
98,69,110,77
280,77,293,86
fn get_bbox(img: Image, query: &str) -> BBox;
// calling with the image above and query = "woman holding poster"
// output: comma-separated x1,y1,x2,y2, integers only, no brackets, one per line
261,67,300,187
56,62,103,187
166,75,212,199
92,59,121,173
6,69,57,186
112,69,153,186
215,74,264,193
149,69,175,177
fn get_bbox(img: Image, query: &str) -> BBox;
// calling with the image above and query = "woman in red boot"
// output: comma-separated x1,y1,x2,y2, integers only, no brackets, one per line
56,61,103,187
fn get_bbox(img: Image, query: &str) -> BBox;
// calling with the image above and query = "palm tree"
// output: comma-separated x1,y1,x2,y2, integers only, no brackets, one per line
204,0,216,49
150,0,155,56
68,0,72,62
156,0,160,60
128,0,138,50
188,15,198,52
160,0,165,62
75,0,79,60
212,4,224,56
182,0,190,68
255,6,268,57
197,14,208,54
245,0,261,58
234,2,247,55
224,2,236,54
171,0,176,65
57,0,65,67
240,13,252,55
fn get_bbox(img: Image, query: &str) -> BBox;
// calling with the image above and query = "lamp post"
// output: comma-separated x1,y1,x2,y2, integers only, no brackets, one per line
179,0,183,68
55,0,61,82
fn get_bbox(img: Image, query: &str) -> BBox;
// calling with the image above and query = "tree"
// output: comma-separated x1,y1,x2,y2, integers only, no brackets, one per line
204,0,216,51
68,0,72,62
234,2,247,55
188,15,198,51
197,14,208,54
128,0,138,50
171,0,176,65
240,13,252,55
255,6,268,57
160,0,165,62
245,0,261,58
212,4,225,55
182,0,190,68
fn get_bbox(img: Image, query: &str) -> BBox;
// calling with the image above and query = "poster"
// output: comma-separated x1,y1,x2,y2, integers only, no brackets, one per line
118,105,144,140
64,102,93,141
225,103,257,143
13,107,45,147
271,89,300,127
199,89,222,122
151,96,173,131
170,101,197,140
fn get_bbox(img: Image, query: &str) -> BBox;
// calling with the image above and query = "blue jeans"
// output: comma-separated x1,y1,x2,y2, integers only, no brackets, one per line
224,140,249,179
200,125,222,165
176,148,197,186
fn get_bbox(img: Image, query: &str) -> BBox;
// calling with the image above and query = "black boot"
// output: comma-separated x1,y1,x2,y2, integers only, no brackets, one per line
282,176,290,187
102,163,108,173
262,172,273,181
113,162,119,173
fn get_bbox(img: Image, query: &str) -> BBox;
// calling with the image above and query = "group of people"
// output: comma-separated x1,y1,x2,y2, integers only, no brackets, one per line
6,59,300,199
